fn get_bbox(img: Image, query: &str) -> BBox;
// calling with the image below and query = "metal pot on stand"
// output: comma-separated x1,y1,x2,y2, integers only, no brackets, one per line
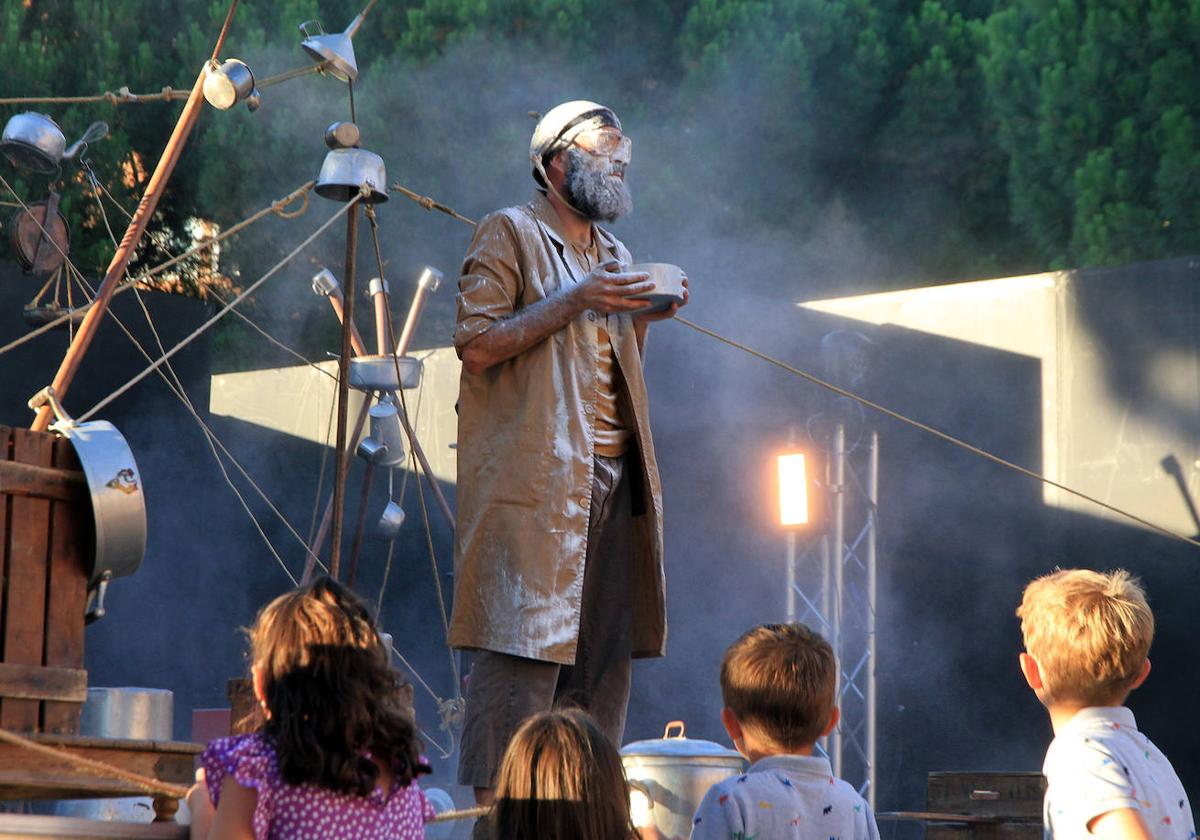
621,721,746,840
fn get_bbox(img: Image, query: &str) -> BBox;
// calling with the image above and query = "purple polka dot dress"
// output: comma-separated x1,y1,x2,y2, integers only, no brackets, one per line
201,733,434,840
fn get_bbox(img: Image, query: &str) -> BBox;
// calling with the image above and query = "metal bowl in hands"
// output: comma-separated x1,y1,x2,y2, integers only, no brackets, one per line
348,354,422,391
625,263,686,314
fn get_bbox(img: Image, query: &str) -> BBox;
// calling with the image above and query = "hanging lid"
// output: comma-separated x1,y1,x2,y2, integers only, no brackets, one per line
621,721,743,760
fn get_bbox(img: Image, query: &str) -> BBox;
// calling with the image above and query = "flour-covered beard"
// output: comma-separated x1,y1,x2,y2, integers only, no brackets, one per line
563,148,632,223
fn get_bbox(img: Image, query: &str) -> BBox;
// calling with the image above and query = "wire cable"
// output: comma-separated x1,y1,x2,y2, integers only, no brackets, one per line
65,263,308,585
673,315,1200,552
0,181,315,359
77,197,359,422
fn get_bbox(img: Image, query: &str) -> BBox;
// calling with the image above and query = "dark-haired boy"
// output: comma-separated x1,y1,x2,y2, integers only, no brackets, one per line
689,623,878,840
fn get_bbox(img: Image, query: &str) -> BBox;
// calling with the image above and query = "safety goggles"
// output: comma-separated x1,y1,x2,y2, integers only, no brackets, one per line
566,126,632,160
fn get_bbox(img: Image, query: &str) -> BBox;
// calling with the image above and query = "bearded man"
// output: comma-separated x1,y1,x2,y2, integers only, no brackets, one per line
449,100,687,803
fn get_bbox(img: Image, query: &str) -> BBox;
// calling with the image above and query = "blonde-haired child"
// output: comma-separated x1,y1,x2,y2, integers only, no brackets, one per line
1017,568,1193,840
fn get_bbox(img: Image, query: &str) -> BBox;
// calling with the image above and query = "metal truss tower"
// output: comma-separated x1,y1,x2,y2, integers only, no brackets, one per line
785,424,878,805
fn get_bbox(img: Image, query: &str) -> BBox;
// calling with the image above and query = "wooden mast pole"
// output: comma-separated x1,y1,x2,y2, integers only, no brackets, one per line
32,0,241,432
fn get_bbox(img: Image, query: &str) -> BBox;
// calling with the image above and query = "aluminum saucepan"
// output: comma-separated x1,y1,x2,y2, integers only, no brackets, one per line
621,721,746,840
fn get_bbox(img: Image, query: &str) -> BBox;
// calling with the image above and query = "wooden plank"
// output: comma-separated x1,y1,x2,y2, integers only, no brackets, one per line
42,437,87,734
927,771,1045,817
0,813,188,839
0,427,11,728
0,461,86,503
0,735,201,798
0,663,87,702
1,429,55,731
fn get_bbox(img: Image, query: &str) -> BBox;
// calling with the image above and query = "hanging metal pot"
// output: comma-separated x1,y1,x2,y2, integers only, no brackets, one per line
1,114,108,173
1,112,66,173
203,59,260,111
621,721,746,840
27,388,146,622
315,147,389,203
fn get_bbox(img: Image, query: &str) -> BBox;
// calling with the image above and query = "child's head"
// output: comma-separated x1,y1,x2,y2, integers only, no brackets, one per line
719,622,837,754
491,708,638,840
248,576,421,794
1016,568,1154,707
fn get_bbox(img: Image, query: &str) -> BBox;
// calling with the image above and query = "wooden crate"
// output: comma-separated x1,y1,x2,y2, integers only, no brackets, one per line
926,771,1045,839
0,425,90,734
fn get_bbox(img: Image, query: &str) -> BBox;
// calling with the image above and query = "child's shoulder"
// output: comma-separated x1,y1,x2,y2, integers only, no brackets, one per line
201,731,282,801
203,732,277,763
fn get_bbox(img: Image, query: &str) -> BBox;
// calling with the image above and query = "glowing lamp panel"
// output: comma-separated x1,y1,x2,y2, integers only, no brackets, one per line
778,453,809,526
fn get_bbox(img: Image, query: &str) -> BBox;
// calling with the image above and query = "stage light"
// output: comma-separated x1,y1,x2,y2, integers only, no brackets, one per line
777,451,810,527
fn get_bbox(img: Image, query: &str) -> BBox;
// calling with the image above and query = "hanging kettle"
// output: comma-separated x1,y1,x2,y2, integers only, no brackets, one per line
1,113,108,173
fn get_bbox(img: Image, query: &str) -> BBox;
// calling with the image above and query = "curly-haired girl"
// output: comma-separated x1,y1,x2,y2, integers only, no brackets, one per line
188,576,433,840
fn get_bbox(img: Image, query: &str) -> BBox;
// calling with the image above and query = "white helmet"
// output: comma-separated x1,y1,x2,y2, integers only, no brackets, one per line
529,100,621,187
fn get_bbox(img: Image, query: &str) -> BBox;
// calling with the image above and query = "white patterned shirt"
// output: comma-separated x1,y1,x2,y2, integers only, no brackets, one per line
689,753,878,840
1043,706,1194,839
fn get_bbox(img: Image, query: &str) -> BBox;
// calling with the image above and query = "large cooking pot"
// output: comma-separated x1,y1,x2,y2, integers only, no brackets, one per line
621,721,746,840
28,388,146,622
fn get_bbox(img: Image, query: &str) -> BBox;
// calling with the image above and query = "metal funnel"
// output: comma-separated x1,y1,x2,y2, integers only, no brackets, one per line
299,20,359,82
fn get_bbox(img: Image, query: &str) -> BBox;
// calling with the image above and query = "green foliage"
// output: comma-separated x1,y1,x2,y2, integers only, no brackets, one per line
2,0,1197,332
982,0,1200,268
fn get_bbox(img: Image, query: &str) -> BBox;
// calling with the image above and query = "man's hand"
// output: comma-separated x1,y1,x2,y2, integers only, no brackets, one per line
632,273,688,354
571,260,654,314
634,272,689,325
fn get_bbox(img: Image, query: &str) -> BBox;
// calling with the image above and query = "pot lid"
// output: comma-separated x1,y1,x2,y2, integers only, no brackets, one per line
621,721,742,760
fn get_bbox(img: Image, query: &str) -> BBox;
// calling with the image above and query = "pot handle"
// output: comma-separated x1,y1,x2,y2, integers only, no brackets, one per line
663,720,686,740
298,19,325,37
28,385,73,429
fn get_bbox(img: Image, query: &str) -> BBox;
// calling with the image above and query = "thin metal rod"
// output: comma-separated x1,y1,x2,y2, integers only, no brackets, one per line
372,288,389,355
831,422,846,777
785,531,796,623
819,515,831,758
363,209,392,355
325,291,369,357
866,430,879,808
396,284,431,356
330,204,360,578
303,396,372,583
348,459,376,588
391,392,456,531
211,0,241,62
